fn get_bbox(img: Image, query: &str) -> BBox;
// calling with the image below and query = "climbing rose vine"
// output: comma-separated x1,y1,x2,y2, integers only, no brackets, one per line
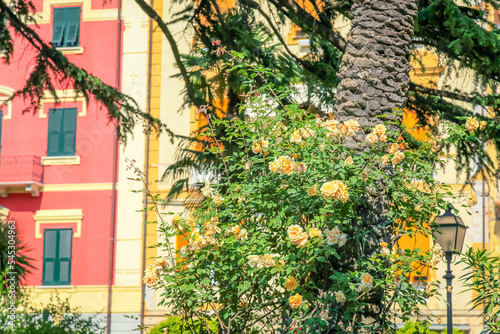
141,63,481,333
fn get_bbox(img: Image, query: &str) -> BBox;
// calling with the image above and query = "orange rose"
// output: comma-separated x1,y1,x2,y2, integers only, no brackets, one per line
289,293,303,309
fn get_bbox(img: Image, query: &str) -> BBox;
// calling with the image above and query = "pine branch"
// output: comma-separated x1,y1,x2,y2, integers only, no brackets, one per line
0,0,169,141
264,0,347,52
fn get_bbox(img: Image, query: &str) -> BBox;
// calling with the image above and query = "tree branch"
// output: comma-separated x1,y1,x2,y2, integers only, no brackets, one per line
242,0,317,73
0,0,167,140
133,0,206,108
409,82,474,103
260,0,347,52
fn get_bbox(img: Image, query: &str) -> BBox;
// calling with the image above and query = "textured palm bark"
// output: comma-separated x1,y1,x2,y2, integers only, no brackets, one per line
335,0,417,131
329,0,418,332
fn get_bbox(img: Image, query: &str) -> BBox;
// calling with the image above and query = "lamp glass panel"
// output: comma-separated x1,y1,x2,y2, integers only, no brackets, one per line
455,220,467,253
433,224,457,252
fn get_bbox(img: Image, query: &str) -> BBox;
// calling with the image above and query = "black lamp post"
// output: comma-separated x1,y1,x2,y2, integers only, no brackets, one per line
432,206,467,334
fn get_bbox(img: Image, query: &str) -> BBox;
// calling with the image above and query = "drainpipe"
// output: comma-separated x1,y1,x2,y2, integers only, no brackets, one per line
481,0,486,252
140,1,154,332
106,0,123,333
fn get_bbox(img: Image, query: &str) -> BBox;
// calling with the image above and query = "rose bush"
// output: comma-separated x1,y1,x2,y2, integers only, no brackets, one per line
142,61,480,333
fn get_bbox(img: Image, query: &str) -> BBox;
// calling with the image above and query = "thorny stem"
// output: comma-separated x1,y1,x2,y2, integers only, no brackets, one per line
126,158,176,264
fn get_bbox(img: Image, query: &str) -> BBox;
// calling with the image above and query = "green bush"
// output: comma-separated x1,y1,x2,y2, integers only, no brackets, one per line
149,316,217,334
396,321,465,334
0,293,104,334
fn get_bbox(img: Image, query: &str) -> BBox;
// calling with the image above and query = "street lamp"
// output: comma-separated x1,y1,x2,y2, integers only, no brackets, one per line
432,206,467,334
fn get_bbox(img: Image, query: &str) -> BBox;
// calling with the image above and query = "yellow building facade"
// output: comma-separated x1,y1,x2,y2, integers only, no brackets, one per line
128,2,500,334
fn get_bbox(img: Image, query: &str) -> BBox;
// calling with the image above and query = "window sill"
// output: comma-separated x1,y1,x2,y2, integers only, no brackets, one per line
56,46,84,55
38,285,73,289
42,156,80,166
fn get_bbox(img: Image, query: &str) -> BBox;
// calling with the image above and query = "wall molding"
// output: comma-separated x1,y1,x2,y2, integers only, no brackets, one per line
40,89,87,118
34,209,83,238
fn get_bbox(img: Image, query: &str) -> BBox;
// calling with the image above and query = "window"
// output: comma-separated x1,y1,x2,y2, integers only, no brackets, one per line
47,108,77,157
287,0,320,45
52,7,81,48
42,229,73,285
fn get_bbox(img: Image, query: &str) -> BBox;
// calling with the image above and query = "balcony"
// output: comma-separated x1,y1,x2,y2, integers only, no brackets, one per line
0,156,43,197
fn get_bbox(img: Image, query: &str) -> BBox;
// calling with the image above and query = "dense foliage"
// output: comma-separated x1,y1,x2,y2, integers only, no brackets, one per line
395,321,465,334
141,63,483,333
150,0,500,196
459,248,500,334
148,316,218,334
0,293,104,334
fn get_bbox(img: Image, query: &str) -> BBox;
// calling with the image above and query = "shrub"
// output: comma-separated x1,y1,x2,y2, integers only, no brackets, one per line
139,58,479,333
0,293,104,334
149,316,217,334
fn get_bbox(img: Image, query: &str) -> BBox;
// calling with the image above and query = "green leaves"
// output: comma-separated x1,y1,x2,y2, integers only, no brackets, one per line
458,247,500,332
147,56,476,333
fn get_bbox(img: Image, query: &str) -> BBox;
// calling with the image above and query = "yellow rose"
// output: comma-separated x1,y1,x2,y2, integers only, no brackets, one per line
307,184,318,196
213,194,224,205
344,119,360,133
388,143,399,155
145,264,160,278
143,274,159,287
335,291,346,303
391,151,405,166
247,255,262,268
381,155,390,167
284,277,299,291
290,129,302,144
263,254,275,267
308,228,322,238
279,156,296,175
320,180,349,202
231,225,240,236
289,293,303,309
252,141,262,154
366,132,378,144
269,161,280,173
297,233,309,248
287,225,304,244
468,191,478,207
465,116,479,133
238,228,248,240
300,127,315,138
154,257,168,268
373,124,387,136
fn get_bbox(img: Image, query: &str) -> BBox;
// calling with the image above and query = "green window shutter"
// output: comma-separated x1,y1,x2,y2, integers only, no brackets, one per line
58,229,73,284
51,8,66,46
62,108,77,156
42,230,58,285
42,229,73,286
47,108,77,156
65,8,81,47
47,108,63,156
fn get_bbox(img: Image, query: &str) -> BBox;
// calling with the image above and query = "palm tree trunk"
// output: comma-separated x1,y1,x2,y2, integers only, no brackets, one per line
331,0,418,332
335,0,417,129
